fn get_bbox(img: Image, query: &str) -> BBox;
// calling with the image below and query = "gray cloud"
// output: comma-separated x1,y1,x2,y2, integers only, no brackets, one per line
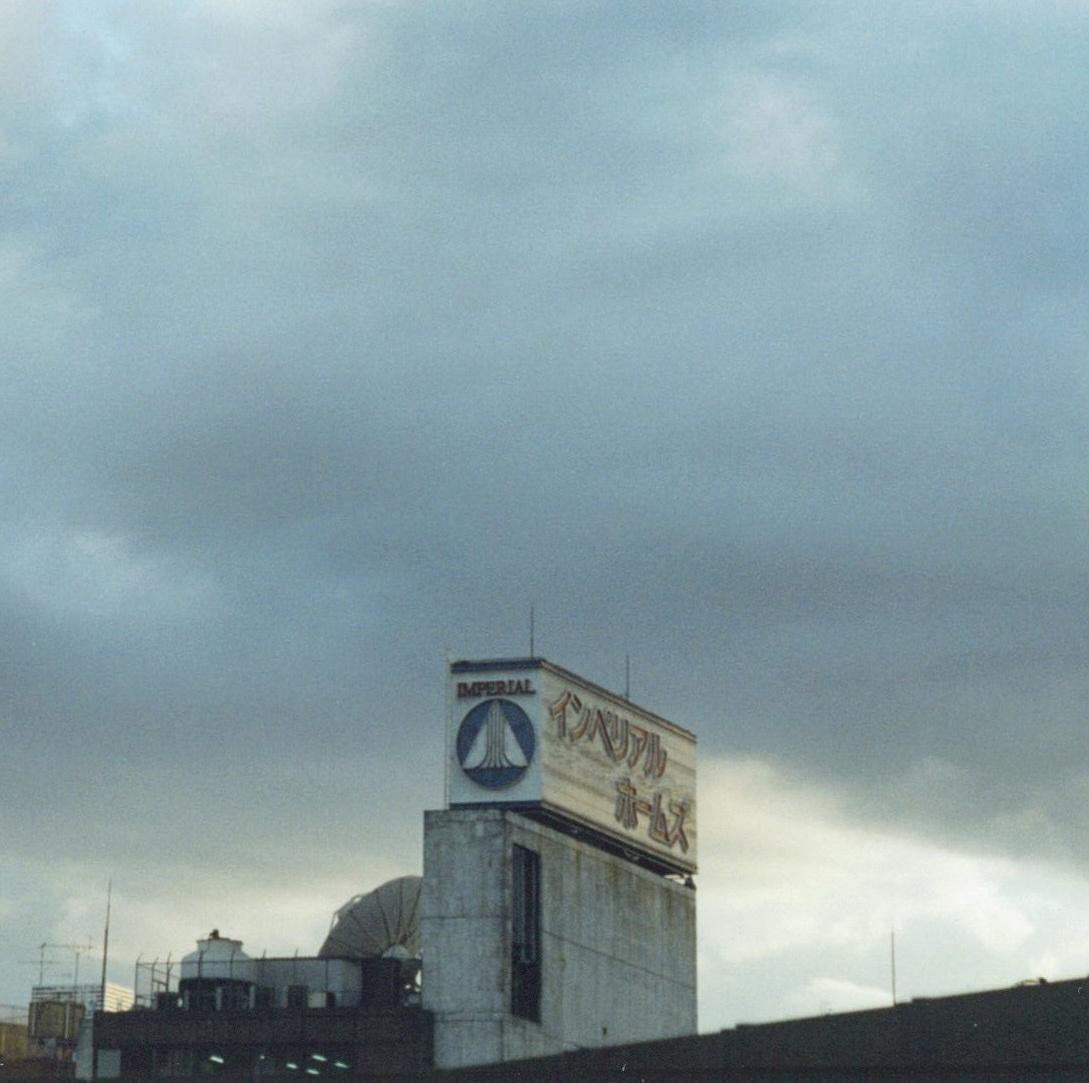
3,2,1089,1016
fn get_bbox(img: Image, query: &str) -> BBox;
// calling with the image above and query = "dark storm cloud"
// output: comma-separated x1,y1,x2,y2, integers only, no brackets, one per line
4,1,1089,1008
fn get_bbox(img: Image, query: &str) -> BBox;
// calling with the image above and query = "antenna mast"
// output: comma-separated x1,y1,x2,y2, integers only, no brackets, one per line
443,649,452,807
890,928,897,1006
22,942,96,986
18,944,60,985
100,880,112,1007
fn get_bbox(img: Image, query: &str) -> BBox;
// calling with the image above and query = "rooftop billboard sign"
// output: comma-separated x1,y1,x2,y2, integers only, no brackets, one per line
447,658,697,874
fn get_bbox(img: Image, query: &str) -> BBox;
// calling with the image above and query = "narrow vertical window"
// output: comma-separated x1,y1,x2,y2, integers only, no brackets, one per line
511,844,541,1021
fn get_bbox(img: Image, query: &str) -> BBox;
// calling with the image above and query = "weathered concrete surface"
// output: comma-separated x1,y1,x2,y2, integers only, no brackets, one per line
422,808,696,1070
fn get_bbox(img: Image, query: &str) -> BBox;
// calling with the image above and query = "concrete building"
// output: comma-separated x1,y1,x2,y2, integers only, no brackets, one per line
423,657,698,1069
63,655,1089,1082
74,972,1089,1082
86,656,696,1078
90,919,426,1078
28,982,133,1070
422,808,696,1067
92,997,430,1079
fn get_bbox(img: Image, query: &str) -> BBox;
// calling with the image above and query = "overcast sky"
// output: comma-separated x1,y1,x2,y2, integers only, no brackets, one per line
4,1,1089,1029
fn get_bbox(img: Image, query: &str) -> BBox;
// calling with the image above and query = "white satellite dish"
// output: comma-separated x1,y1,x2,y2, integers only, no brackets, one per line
319,875,423,959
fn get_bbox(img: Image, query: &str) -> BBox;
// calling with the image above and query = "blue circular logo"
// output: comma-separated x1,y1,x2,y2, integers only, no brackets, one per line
456,698,535,789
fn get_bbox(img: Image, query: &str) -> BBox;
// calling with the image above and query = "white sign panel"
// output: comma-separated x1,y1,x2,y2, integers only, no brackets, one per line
447,659,697,874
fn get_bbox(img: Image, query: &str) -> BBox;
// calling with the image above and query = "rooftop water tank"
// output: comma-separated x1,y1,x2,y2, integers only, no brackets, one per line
180,930,253,983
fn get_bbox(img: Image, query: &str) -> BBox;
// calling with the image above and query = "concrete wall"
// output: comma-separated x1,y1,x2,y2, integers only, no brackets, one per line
421,808,696,1070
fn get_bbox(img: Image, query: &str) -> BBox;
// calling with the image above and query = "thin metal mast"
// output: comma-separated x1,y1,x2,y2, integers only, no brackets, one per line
890,928,897,1006
100,880,112,1007
443,650,452,807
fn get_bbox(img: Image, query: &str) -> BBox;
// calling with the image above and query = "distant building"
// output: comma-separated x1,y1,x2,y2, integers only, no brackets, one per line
30,984,133,1016
28,982,133,1070
90,913,427,1079
76,655,1089,1081
0,1018,30,1061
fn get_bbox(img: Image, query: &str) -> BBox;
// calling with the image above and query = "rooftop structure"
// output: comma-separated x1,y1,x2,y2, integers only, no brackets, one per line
87,656,696,1078
88,927,426,1080
446,657,697,876
30,984,133,1015
426,658,698,1068
431,975,1089,1081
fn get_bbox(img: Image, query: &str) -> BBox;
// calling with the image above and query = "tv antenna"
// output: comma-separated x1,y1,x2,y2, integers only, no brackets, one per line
20,941,96,985
18,944,62,985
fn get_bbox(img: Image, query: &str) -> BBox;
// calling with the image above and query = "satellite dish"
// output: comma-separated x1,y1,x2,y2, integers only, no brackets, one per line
319,875,423,959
